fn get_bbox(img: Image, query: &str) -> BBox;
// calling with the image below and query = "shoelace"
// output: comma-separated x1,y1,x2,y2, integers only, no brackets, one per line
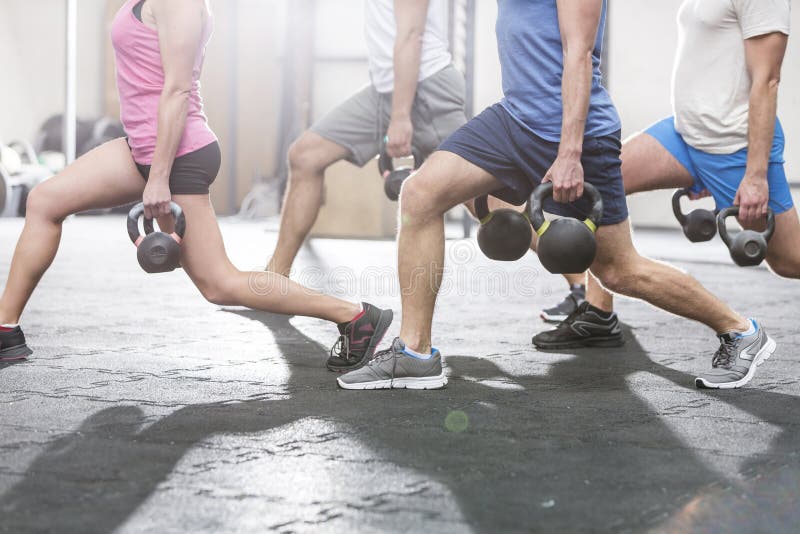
559,302,589,328
330,334,352,362
712,336,738,368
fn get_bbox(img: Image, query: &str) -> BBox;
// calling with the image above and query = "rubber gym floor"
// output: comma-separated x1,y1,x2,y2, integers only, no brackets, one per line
1,215,798,533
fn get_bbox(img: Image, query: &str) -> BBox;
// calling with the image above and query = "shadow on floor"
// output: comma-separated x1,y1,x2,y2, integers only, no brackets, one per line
1,314,798,533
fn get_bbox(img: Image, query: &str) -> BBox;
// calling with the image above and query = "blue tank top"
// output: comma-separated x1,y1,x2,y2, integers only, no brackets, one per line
496,0,620,142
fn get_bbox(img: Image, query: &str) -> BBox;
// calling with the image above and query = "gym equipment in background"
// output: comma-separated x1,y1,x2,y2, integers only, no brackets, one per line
717,207,775,267
531,182,604,274
33,115,125,174
0,140,53,217
672,188,717,242
378,145,423,201
127,202,186,274
475,195,532,261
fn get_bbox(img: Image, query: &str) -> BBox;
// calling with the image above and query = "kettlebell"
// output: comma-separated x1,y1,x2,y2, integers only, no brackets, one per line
475,195,533,261
127,202,186,273
378,145,422,201
531,182,604,274
716,206,775,267
672,188,717,242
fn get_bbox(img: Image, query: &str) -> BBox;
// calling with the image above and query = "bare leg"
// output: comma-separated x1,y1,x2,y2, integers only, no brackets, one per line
587,132,696,313
177,194,360,323
590,219,748,334
398,152,502,352
0,139,145,324
267,132,351,276
754,208,800,279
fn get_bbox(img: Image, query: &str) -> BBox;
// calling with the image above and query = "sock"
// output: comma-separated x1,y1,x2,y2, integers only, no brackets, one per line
586,303,614,319
1,324,18,329
570,284,586,292
738,319,757,337
400,341,433,360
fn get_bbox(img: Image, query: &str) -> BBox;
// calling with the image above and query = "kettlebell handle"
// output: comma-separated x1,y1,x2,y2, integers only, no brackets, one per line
530,182,603,233
716,206,776,248
127,202,187,245
474,195,531,225
378,141,423,175
671,188,689,225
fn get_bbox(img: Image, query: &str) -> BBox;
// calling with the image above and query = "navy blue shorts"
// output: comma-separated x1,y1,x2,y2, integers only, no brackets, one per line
439,104,629,225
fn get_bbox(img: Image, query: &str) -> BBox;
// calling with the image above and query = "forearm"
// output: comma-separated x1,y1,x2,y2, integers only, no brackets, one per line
149,89,191,183
745,80,779,177
391,33,423,120
559,50,593,157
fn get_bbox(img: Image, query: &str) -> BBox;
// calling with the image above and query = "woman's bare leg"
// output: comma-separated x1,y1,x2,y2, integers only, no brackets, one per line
0,139,145,324
175,194,361,324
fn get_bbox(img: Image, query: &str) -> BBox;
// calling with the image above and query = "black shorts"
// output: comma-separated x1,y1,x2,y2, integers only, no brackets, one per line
134,141,221,195
439,104,629,226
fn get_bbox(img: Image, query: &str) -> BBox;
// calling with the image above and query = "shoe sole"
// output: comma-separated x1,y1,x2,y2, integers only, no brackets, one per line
337,372,448,390
326,309,393,373
533,335,625,350
0,344,33,361
695,336,776,390
540,311,568,324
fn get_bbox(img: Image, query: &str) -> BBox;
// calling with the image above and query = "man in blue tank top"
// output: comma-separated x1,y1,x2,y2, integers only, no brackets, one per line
337,0,771,392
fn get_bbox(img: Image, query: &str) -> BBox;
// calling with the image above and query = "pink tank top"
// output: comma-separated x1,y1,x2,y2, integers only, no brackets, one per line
111,0,217,165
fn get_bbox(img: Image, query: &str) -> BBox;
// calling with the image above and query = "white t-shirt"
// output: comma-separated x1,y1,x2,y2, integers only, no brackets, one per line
364,0,452,94
672,0,790,154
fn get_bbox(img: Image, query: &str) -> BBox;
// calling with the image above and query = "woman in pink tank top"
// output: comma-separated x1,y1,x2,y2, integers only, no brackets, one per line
0,0,392,371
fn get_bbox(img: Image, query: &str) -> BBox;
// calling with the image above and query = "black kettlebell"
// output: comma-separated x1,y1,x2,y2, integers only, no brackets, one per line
127,202,186,273
378,145,422,201
716,206,775,267
531,182,604,274
475,195,533,261
672,188,717,242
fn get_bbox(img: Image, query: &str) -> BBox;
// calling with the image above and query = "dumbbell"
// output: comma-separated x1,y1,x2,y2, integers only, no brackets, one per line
672,188,717,242
531,182,604,274
475,195,533,261
378,145,422,201
127,202,186,273
717,207,775,267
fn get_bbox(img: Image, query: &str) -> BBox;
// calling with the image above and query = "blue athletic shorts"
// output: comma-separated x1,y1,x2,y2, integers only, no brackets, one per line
439,103,629,226
645,116,793,214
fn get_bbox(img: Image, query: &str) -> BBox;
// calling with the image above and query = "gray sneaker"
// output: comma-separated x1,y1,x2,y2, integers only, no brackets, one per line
695,320,776,389
540,284,585,323
337,338,447,390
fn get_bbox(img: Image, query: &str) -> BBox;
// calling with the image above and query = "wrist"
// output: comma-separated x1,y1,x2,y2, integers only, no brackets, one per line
390,110,411,121
557,145,582,159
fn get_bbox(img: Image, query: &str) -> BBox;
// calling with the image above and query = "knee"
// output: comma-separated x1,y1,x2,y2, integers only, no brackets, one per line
768,257,800,280
195,274,237,306
592,258,644,295
287,136,326,178
399,173,444,226
25,184,62,222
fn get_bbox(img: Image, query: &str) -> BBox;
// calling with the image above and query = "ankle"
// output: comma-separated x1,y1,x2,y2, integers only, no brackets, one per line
399,333,431,354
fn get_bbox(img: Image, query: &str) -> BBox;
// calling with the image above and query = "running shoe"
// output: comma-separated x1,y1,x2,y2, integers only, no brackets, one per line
337,337,447,390
0,325,32,361
540,284,585,323
695,319,775,389
533,301,624,349
327,303,393,372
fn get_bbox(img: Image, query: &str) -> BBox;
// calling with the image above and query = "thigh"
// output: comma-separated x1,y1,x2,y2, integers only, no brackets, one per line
621,131,695,194
32,138,145,218
405,150,504,213
765,208,800,266
174,194,235,284
310,85,381,167
292,130,352,170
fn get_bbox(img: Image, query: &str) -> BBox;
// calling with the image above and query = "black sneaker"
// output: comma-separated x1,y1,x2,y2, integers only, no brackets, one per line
540,284,585,323
327,303,393,372
533,302,624,349
0,325,33,361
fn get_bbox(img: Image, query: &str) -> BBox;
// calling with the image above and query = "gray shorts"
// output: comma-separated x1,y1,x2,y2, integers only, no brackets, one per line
310,64,467,167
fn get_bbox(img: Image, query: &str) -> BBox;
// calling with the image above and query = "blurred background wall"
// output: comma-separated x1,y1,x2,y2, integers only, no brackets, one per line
0,0,797,224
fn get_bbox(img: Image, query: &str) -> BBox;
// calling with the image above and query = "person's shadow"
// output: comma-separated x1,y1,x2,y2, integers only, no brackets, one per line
2,314,798,533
